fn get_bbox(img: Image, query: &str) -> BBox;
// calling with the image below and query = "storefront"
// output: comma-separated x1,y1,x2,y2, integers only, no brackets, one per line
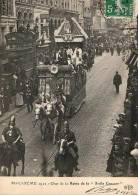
5,31,36,78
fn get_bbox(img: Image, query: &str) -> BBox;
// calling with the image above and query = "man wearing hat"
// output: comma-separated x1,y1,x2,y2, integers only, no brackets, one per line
2,115,24,165
113,71,122,93
24,86,33,113
116,113,126,124
57,121,80,171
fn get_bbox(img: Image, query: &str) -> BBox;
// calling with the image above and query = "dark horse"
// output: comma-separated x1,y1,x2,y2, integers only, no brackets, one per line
34,102,64,144
34,106,49,141
0,142,25,176
40,116,55,143
54,139,75,176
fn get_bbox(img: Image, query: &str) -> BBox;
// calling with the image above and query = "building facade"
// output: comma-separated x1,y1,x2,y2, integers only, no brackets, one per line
91,0,107,32
32,0,50,38
83,0,91,36
48,0,79,41
77,0,92,36
78,0,84,28
16,0,34,30
0,0,16,49
49,0,79,29
15,0,80,38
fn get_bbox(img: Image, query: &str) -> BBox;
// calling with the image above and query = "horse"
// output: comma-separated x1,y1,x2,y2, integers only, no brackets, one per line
33,104,44,128
54,139,75,177
34,103,49,139
34,103,58,144
40,115,54,142
0,142,25,176
34,98,65,144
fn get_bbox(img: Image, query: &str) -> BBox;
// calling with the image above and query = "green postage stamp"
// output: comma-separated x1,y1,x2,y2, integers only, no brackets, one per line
105,0,134,17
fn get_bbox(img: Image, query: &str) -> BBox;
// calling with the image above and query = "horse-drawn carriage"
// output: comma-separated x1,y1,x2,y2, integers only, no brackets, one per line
34,17,87,144
35,62,86,143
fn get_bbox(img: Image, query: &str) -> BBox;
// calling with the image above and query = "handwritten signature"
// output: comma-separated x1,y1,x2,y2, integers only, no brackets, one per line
85,186,137,195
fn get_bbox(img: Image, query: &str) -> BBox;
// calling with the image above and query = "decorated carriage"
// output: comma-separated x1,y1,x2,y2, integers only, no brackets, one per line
35,17,88,143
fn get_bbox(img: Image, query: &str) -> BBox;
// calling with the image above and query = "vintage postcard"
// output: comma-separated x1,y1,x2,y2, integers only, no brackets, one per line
0,0,138,194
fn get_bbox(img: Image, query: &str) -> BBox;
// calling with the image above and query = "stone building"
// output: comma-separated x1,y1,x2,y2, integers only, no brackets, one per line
49,0,79,33
16,0,34,30
0,0,16,49
78,0,84,28
32,0,50,38
83,0,91,36
77,0,92,36
91,0,107,32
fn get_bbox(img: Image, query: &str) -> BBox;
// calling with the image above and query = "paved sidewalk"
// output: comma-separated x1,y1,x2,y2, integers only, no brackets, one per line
0,105,25,125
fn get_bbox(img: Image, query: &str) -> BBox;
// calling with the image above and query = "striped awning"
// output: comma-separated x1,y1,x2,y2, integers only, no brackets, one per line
126,50,138,68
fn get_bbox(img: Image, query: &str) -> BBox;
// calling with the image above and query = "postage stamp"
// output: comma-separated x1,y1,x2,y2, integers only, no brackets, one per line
105,0,134,17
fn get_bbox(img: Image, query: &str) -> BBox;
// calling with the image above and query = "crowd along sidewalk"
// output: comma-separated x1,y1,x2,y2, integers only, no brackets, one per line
0,101,25,125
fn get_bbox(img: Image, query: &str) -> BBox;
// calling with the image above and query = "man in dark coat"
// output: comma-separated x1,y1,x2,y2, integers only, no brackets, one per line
2,115,24,165
24,87,33,113
56,121,79,171
113,71,122,93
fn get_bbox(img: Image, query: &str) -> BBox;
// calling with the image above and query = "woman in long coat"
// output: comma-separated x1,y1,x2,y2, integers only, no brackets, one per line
15,81,24,107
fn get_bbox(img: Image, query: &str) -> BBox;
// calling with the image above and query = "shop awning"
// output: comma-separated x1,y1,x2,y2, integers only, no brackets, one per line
126,50,138,68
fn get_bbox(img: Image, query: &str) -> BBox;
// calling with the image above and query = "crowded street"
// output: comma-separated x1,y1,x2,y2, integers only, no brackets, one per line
1,0,138,178
0,52,128,176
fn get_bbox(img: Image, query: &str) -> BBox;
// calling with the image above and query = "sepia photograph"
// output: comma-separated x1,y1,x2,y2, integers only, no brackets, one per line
0,0,138,181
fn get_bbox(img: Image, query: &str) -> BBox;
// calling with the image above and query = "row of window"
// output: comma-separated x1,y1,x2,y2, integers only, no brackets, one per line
16,0,32,4
16,0,78,11
0,0,14,16
84,7,91,13
17,11,33,19
1,0,91,17
46,18,65,30
16,17,63,31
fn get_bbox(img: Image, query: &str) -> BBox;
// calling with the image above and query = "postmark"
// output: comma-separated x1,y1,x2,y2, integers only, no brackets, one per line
105,0,134,17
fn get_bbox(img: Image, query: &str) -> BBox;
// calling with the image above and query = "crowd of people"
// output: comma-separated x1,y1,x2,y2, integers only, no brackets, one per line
0,85,11,116
0,64,38,116
0,29,137,176
92,32,135,58
0,79,35,116
56,47,83,66
38,45,95,72
106,51,138,177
